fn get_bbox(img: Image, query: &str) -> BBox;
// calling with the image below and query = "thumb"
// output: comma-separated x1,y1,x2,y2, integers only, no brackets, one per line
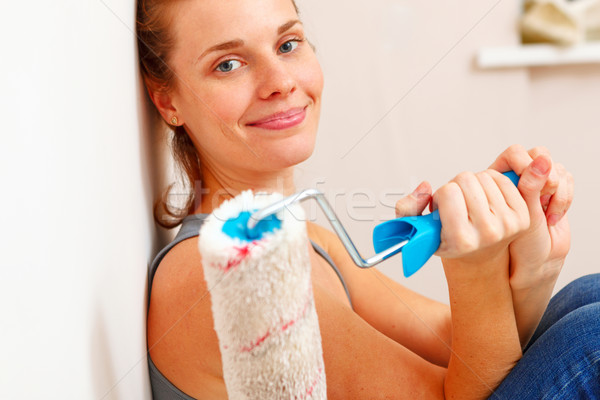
395,181,432,218
518,155,552,211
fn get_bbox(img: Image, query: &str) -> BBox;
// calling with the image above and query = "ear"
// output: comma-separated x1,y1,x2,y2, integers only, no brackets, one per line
144,78,181,125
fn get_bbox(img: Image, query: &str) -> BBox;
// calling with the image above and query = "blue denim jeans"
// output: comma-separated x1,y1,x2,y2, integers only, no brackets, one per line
490,274,600,399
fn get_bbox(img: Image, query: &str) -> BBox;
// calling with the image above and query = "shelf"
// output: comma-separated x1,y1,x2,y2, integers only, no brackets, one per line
477,42,600,68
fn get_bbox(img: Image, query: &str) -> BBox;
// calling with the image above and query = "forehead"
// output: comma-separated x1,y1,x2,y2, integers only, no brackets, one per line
170,0,299,49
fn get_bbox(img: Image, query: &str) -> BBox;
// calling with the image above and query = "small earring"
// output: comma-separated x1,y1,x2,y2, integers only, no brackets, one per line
170,116,178,125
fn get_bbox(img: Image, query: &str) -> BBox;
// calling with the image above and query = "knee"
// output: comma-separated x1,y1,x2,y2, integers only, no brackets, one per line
569,273,600,287
560,273,600,302
515,303,600,399
545,303,600,351
564,302,600,327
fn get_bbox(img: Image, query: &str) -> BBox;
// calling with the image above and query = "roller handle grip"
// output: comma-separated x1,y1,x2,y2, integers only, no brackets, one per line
372,171,519,277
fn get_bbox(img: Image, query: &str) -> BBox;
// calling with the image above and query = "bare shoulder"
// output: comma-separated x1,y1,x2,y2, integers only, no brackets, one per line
306,221,343,256
306,221,374,282
147,237,226,399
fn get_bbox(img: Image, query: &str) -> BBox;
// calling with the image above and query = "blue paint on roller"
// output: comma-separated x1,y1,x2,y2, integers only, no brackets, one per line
222,211,281,241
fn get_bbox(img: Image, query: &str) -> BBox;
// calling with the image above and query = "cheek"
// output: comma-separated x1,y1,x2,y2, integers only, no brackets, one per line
200,86,252,126
300,57,324,100
182,85,254,141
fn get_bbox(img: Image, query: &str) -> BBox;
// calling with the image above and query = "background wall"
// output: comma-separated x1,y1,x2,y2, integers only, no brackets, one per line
297,0,600,304
0,0,597,399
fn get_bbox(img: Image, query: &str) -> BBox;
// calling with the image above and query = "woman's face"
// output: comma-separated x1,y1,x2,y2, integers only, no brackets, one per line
164,0,324,178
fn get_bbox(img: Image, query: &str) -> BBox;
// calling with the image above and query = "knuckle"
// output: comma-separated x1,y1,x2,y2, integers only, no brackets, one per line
476,170,489,180
503,218,518,236
530,145,550,157
485,168,500,177
438,182,459,198
566,171,575,186
453,232,478,254
484,169,502,182
508,212,529,234
454,171,475,184
545,178,559,192
552,192,570,209
519,206,531,228
554,163,566,175
480,222,503,244
508,144,526,155
394,202,405,217
394,198,415,217
519,176,539,192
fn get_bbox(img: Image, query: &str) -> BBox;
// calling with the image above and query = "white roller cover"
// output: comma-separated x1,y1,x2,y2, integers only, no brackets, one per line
198,191,326,400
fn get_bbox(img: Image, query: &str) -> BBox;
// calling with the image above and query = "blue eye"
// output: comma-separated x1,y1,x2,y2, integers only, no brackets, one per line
216,59,242,72
279,40,299,54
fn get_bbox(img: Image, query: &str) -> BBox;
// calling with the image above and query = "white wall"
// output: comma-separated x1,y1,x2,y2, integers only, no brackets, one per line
0,0,598,399
0,1,155,398
297,0,600,303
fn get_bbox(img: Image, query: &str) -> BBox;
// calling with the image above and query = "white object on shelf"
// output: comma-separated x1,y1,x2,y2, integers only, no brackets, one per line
477,42,600,68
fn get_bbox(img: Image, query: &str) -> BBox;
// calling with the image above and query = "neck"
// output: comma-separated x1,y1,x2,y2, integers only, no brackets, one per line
194,164,296,214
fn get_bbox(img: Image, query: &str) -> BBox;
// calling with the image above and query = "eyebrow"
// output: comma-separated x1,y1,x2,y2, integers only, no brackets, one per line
197,19,302,63
198,39,245,62
278,19,301,35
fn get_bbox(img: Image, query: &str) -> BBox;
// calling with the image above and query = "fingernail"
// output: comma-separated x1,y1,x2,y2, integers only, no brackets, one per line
547,213,560,226
540,195,551,208
532,157,551,176
411,182,430,199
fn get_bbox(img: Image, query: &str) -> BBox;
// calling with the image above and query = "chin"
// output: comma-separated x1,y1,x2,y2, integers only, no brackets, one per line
265,135,316,170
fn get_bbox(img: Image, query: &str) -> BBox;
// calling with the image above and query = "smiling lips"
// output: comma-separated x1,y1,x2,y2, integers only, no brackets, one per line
247,106,307,130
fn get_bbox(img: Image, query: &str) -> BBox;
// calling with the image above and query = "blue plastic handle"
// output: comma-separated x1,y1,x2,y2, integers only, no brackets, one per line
372,171,519,277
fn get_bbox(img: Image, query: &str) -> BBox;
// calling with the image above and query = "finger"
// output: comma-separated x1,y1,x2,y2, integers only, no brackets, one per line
527,146,551,159
395,181,432,218
479,170,530,238
489,144,533,175
546,164,574,226
541,194,552,212
488,170,530,232
527,146,558,196
517,155,552,220
452,171,491,225
434,182,470,244
476,170,511,215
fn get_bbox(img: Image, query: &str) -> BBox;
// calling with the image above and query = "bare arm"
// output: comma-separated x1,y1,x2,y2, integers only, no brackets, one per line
442,253,521,398
315,170,528,398
434,171,525,398
309,221,452,367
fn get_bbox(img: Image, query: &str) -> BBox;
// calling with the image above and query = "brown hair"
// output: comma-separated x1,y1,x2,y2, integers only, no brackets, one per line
136,0,299,228
137,0,201,228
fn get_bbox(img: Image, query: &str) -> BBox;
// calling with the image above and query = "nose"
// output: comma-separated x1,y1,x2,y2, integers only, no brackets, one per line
256,57,297,99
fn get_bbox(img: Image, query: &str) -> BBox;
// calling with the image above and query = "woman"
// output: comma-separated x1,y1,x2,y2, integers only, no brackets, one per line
137,0,599,398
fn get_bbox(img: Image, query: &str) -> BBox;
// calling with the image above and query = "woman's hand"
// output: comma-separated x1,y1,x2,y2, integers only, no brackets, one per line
489,145,573,287
433,170,530,265
489,144,574,347
395,170,531,267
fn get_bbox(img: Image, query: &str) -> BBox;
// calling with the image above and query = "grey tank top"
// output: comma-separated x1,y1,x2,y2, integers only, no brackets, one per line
147,214,352,399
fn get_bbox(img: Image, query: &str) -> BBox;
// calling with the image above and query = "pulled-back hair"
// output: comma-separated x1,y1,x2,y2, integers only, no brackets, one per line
136,0,299,228
137,0,201,228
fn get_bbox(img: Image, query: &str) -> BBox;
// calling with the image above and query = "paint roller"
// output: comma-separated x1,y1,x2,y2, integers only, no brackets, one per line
199,191,326,400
